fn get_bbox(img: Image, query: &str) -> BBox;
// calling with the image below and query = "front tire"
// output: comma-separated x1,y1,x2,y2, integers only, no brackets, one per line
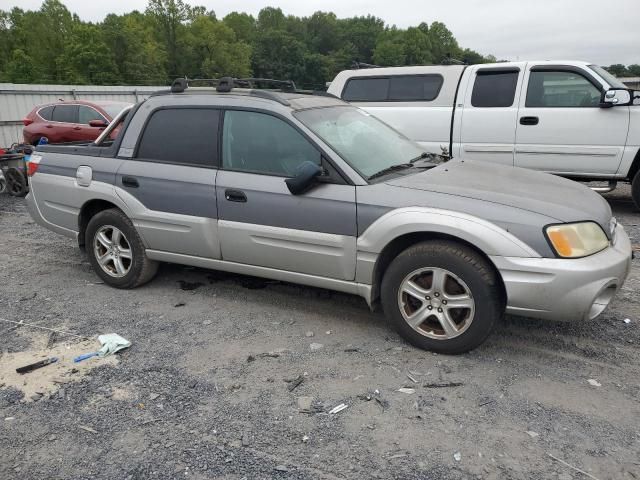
632,170,640,211
381,240,503,354
86,208,158,288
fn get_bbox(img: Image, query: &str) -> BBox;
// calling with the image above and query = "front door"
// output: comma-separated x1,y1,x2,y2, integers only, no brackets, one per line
216,109,357,281
514,66,630,175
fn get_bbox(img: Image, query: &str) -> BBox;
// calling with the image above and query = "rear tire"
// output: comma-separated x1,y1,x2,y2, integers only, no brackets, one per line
5,167,28,197
381,240,503,354
632,170,640,211
86,208,158,288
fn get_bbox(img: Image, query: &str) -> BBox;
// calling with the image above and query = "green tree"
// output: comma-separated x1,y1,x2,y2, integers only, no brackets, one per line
403,27,432,65
146,0,189,75
428,21,460,63
5,48,43,83
604,64,628,77
223,12,256,44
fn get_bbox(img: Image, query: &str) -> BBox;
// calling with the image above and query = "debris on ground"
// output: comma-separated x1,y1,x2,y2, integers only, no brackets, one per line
309,343,324,351
453,451,461,462
526,431,540,438
286,375,305,392
16,357,58,374
75,333,131,363
344,347,359,352
328,403,348,415
624,318,631,324
424,382,464,388
547,453,601,480
297,396,314,412
274,465,289,472
397,387,415,394
174,302,186,308
177,280,204,291
587,379,602,387
305,331,314,337
406,373,418,383
78,425,98,434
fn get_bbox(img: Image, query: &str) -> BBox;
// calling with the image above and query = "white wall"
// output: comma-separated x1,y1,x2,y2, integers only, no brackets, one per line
0,83,165,147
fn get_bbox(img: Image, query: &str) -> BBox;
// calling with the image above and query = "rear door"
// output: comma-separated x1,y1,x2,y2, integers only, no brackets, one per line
115,107,221,259
216,109,357,281
49,104,79,143
456,65,525,165
514,65,629,175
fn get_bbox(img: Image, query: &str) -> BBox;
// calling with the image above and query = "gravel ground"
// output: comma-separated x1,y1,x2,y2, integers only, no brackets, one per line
0,187,639,480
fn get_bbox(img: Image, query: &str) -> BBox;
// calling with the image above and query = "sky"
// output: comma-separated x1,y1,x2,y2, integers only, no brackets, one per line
1,0,638,66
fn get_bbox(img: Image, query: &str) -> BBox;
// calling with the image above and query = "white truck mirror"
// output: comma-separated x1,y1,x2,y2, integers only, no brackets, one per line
600,88,631,107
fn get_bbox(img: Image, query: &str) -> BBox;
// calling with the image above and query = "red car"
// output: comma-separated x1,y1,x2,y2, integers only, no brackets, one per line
22,100,132,145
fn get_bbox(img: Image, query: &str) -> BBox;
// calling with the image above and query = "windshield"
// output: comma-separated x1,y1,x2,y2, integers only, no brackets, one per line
294,106,428,179
588,65,627,89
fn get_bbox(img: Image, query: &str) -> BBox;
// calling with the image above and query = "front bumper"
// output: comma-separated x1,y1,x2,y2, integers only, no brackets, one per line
490,224,632,322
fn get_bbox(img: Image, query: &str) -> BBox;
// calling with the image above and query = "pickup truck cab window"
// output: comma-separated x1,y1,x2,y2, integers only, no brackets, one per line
222,110,320,177
471,70,519,108
526,71,601,108
136,108,220,167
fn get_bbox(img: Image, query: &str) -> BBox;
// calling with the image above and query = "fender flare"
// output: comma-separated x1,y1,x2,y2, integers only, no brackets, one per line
358,207,540,257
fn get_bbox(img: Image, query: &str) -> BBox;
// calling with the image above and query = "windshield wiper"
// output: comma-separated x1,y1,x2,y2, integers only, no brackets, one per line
409,152,431,163
367,163,414,180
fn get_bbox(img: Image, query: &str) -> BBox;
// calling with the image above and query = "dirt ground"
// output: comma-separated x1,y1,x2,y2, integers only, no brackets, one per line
1,187,639,480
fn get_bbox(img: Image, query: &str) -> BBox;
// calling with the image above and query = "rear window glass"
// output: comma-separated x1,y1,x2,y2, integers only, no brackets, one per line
342,78,389,102
52,105,78,123
343,75,443,102
471,70,519,108
38,106,54,121
136,108,220,167
388,75,443,101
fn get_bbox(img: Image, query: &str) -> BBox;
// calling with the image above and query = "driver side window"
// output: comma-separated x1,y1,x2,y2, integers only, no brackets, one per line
222,110,320,177
526,71,601,107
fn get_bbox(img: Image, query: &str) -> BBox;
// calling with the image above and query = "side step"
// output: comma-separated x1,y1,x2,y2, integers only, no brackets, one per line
590,180,617,193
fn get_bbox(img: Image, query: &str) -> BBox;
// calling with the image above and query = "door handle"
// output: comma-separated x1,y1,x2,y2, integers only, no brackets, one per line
122,176,139,188
45,124,53,128
225,189,247,202
520,116,539,126
73,126,82,130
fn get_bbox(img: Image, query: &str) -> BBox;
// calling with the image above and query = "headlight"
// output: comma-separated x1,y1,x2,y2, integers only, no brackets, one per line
545,222,609,258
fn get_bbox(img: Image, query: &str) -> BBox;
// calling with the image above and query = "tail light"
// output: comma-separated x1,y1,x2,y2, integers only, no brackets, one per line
27,154,42,177
22,117,33,126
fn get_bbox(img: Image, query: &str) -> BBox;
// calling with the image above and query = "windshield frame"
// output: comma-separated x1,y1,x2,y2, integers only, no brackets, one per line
588,64,628,90
294,105,433,183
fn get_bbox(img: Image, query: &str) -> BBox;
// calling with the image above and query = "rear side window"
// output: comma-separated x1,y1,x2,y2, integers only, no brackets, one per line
136,108,220,167
388,75,443,101
342,78,389,102
471,70,519,107
78,106,106,124
52,105,78,123
343,75,443,102
38,106,54,121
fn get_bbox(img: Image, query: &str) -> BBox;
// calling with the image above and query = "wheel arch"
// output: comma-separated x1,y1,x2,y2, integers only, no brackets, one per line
78,199,124,248
368,231,507,308
628,147,640,182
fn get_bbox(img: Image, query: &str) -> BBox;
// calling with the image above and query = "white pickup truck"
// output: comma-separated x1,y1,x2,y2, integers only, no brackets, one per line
328,61,640,207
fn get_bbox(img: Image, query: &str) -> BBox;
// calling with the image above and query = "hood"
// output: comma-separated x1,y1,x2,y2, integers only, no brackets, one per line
385,159,612,232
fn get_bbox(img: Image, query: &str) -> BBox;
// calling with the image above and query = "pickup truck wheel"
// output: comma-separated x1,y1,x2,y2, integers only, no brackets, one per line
86,208,158,289
632,171,640,210
5,167,28,197
381,240,502,354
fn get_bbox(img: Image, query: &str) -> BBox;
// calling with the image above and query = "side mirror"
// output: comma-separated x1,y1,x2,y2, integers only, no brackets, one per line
89,119,108,128
285,161,323,195
600,88,631,108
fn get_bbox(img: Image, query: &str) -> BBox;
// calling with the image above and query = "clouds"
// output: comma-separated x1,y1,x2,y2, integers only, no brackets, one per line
4,0,637,65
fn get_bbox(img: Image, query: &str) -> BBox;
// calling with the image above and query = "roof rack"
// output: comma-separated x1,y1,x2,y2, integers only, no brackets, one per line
161,76,339,105
169,76,297,94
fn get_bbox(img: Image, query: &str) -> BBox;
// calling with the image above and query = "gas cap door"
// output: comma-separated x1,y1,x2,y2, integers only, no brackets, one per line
76,166,92,187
